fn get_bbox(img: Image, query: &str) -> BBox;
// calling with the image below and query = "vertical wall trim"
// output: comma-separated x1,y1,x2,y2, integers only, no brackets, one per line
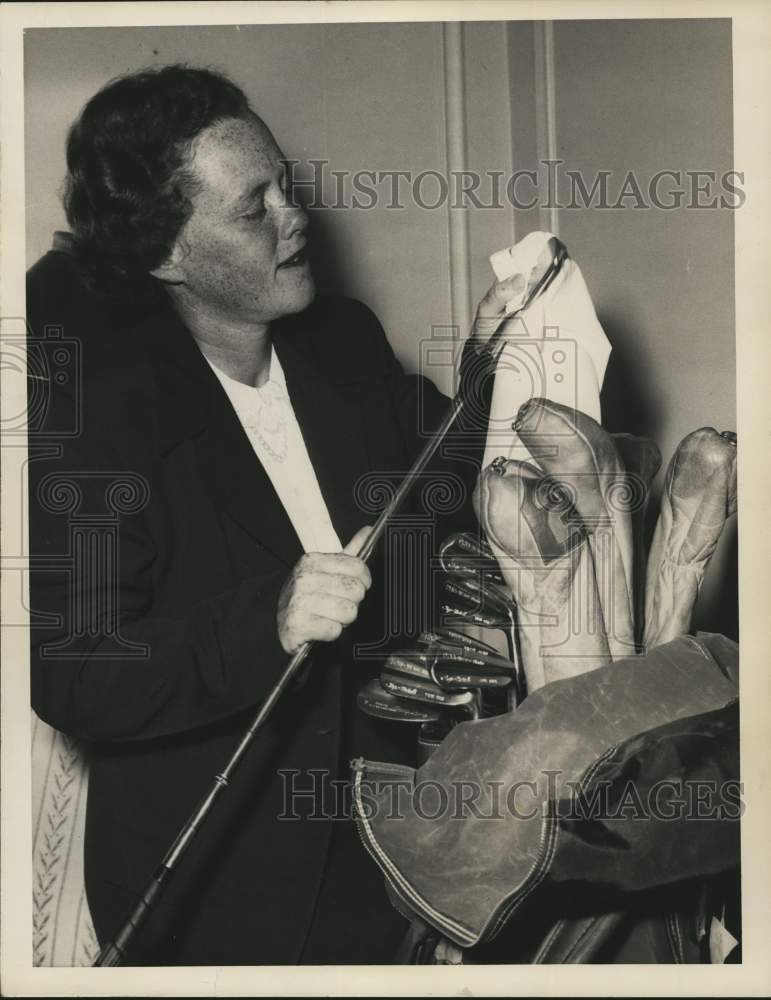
533,20,560,235
442,20,473,353
503,20,518,246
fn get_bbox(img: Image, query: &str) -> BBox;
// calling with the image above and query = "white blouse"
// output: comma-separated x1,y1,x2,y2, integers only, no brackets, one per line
205,348,343,555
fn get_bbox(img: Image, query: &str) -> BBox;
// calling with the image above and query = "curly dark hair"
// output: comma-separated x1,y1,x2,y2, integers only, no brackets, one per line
63,64,251,308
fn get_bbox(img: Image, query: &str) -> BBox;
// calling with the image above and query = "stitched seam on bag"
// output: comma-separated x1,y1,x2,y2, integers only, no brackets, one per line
352,767,478,946
485,805,559,941
484,743,620,943
681,634,712,660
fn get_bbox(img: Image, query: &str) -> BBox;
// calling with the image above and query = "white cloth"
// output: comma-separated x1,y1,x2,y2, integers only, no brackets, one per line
483,231,612,471
206,348,342,554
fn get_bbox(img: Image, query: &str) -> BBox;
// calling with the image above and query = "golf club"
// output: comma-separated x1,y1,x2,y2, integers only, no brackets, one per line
357,678,444,724
416,720,453,765
379,670,483,719
413,639,516,674
439,532,505,586
417,627,504,658
92,239,570,967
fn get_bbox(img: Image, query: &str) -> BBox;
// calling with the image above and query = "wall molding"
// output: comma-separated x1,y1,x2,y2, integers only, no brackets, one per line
533,20,560,236
442,20,473,352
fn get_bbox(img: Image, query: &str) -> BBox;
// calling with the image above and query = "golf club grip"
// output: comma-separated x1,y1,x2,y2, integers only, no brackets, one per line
93,867,170,966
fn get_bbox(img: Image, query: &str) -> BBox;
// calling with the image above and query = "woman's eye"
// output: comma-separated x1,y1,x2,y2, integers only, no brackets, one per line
242,206,265,221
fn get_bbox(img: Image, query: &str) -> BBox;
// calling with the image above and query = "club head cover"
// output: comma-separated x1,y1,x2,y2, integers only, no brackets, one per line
473,458,584,611
611,433,663,495
473,457,613,690
513,398,636,660
643,428,737,650
611,433,663,643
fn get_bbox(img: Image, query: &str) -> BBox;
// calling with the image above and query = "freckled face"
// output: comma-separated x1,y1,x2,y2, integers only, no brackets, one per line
171,113,314,323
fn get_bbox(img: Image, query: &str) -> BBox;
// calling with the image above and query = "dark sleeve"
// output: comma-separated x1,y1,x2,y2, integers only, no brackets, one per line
28,402,289,745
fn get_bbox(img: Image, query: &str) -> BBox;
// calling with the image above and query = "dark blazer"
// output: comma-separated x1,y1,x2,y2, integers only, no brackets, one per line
27,246,480,964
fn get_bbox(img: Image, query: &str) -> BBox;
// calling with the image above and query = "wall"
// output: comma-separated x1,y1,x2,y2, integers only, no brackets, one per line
506,18,736,633
25,21,514,394
24,18,737,633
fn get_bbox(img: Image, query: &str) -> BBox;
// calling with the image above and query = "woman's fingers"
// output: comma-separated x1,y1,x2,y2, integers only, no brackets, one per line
471,274,526,345
476,273,526,319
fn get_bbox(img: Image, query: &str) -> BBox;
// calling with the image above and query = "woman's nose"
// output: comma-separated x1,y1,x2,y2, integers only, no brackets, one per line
278,196,308,240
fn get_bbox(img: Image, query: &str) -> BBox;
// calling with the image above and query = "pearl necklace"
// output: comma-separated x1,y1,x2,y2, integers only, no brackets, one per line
240,380,289,463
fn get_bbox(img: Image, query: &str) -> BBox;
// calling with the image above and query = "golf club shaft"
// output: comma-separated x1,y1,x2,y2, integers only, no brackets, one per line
94,393,466,965
94,245,569,965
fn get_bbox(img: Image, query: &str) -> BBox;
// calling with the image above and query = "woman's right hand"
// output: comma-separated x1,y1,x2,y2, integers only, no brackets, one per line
277,526,373,654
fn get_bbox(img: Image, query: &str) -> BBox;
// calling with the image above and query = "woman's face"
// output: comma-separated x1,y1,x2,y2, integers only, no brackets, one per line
164,112,315,326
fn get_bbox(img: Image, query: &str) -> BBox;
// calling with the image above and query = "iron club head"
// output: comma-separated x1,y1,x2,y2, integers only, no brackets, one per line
357,678,443,723
379,670,483,719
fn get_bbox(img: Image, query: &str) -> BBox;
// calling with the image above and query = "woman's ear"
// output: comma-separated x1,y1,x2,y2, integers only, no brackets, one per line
150,241,185,285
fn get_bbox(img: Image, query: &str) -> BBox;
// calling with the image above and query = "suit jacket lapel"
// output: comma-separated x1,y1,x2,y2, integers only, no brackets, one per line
136,303,299,567
137,300,371,566
273,327,372,550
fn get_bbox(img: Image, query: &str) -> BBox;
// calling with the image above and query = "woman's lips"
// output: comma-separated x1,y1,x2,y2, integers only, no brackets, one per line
277,247,308,269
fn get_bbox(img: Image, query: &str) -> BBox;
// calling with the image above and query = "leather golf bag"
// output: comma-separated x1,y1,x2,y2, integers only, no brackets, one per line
352,632,740,964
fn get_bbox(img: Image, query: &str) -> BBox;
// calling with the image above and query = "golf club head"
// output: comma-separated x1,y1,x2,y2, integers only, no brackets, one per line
379,670,483,718
441,576,515,626
417,628,502,658
480,237,569,359
410,643,516,675
357,678,442,724
384,653,433,683
441,531,496,562
389,649,514,690
439,532,505,585
430,656,514,691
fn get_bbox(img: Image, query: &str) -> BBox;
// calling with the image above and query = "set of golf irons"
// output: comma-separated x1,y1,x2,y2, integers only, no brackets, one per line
357,531,524,763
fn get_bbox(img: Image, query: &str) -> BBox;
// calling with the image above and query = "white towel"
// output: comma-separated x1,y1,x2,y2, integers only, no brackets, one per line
482,231,612,471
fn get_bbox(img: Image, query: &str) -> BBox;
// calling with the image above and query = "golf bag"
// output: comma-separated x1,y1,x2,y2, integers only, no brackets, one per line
352,632,740,963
